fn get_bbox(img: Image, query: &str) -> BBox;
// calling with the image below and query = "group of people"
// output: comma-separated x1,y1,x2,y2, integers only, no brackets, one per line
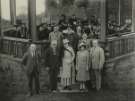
21,39,105,96
38,14,100,40
4,14,100,41
4,20,29,39
21,14,105,96
45,38,105,91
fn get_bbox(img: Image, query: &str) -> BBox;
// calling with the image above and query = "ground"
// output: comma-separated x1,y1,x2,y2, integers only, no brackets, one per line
2,89,135,101
0,54,135,101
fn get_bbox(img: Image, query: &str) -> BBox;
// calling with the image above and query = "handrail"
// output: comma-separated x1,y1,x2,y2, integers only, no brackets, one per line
0,37,49,58
2,27,16,32
107,33,135,41
1,33,135,61
3,36,30,43
106,32,135,59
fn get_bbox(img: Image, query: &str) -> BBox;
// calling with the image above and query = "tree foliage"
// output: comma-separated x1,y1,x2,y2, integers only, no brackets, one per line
46,0,58,8
75,0,89,8
61,0,75,6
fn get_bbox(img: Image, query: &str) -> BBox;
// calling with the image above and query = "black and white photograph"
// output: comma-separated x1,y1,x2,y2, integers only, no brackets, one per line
0,0,135,101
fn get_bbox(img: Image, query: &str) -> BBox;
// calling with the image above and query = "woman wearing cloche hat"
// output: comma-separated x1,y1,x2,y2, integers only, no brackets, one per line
60,38,75,90
76,42,90,91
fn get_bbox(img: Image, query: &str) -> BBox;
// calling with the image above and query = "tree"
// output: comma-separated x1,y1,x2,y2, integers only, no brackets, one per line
61,0,75,6
75,0,89,18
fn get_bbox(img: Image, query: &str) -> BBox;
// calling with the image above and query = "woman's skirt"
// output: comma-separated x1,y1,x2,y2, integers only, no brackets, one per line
61,61,74,87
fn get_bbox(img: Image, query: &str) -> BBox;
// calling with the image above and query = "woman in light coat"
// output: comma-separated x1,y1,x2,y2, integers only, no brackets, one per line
61,39,75,90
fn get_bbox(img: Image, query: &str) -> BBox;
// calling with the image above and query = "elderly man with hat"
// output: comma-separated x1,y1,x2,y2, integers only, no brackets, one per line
45,40,61,92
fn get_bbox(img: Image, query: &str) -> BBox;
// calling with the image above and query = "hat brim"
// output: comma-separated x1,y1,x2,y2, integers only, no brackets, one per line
79,43,86,48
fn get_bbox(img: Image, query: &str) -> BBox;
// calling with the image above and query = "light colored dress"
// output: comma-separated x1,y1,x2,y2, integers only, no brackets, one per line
76,50,90,81
61,46,75,87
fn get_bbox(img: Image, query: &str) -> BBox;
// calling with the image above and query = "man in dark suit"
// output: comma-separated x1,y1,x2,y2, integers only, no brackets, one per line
21,43,40,96
45,40,61,92
58,14,67,32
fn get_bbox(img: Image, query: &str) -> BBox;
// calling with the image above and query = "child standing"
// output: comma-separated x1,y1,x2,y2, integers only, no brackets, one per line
81,33,91,49
76,42,90,91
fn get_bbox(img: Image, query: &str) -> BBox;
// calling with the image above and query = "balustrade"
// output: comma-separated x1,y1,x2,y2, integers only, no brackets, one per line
107,33,135,59
1,33,135,61
0,37,49,58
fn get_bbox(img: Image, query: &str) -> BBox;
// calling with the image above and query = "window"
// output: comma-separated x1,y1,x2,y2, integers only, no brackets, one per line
1,0,11,29
107,0,132,36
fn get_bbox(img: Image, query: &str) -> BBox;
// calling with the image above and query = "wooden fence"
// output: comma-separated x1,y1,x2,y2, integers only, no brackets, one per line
107,33,135,59
0,36,49,58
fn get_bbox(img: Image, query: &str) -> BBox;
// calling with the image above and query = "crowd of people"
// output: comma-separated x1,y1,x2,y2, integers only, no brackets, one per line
21,15,105,96
4,14,131,39
38,14,101,40
108,18,132,35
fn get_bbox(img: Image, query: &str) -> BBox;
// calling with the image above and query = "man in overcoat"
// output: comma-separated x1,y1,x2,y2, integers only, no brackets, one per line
21,43,40,96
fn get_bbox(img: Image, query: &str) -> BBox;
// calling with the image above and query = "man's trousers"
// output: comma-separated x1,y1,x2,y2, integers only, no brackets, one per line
49,69,58,91
28,71,40,94
91,69,102,91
